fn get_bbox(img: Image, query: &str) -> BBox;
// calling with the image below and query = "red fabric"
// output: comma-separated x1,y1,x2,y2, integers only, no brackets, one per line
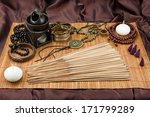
0,0,150,99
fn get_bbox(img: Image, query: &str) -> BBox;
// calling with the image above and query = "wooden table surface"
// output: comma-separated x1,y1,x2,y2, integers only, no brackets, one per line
0,22,150,89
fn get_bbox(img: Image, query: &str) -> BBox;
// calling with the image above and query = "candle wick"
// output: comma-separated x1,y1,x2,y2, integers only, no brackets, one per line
123,20,125,24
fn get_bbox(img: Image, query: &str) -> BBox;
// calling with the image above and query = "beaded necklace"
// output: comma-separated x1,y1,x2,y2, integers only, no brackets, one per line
36,23,108,62
107,23,137,44
9,24,36,62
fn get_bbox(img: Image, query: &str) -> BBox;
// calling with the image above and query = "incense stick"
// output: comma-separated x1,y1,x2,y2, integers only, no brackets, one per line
26,42,130,83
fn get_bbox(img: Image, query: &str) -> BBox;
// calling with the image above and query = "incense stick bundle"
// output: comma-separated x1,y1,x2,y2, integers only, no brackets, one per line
26,42,130,83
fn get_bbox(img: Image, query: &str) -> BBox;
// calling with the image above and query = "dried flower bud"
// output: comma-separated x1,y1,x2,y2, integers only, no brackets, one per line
140,57,144,67
128,44,133,52
130,45,137,55
134,49,140,58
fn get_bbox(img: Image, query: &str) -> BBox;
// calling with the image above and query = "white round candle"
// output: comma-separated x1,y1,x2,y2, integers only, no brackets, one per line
116,23,131,36
4,66,23,82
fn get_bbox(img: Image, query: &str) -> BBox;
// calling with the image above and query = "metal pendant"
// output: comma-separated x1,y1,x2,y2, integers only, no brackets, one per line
69,39,83,49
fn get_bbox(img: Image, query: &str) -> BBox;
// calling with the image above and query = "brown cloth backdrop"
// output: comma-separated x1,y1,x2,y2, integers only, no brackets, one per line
0,0,150,99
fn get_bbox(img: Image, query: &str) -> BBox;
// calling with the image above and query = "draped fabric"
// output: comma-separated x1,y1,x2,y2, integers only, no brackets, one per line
0,0,150,99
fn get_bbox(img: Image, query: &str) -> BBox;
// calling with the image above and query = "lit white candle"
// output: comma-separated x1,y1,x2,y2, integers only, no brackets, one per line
116,21,131,36
4,66,23,82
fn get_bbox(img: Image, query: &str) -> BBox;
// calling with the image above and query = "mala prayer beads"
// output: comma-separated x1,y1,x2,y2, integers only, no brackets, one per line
9,44,29,56
8,24,35,62
108,23,137,44
8,43,36,62
10,24,30,44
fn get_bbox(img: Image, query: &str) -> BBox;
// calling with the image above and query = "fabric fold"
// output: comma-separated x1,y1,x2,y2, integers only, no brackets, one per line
0,0,150,100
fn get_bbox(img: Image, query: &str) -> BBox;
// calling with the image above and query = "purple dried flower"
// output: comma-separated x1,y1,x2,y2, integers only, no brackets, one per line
134,49,140,58
140,58,144,67
130,45,137,55
128,44,133,52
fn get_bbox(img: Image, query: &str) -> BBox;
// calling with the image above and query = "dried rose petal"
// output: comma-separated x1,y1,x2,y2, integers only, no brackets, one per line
134,49,140,58
130,45,137,55
140,57,144,67
128,44,133,52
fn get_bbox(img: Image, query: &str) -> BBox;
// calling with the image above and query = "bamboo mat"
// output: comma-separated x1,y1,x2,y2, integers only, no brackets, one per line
0,22,150,89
